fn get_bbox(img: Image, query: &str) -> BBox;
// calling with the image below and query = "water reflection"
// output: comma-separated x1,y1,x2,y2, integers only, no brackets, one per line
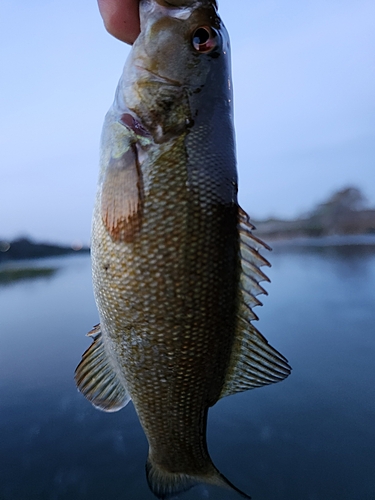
0,251,374,499
0,266,58,285
272,238,375,276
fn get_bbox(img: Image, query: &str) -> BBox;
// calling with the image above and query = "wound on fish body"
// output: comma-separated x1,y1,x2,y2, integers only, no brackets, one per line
75,0,291,498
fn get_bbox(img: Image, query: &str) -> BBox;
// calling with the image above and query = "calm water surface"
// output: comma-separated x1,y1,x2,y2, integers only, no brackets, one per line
0,248,374,500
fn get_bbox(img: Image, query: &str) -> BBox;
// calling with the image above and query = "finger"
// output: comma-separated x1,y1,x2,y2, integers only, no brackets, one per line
97,0,140,45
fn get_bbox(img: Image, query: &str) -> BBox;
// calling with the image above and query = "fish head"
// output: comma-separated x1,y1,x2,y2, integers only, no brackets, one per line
119,0,233,141
137,0,222,86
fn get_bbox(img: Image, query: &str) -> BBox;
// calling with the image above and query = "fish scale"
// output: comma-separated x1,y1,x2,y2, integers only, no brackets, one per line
75,1,291,498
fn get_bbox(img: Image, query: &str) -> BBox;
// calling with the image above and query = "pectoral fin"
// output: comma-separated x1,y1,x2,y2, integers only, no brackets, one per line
220,209,291,399
75,324,130,412
101,145,144,243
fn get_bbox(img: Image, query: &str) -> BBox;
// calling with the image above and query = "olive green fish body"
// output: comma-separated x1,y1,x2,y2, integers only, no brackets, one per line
75,1,291,498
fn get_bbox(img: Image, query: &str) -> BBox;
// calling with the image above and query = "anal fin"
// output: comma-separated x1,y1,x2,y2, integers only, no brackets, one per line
75,324,130,412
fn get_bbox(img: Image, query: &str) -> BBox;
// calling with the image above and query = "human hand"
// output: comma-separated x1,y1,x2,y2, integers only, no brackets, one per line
97,0,140,44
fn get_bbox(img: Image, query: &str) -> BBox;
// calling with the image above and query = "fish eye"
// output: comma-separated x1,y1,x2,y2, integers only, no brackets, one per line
191,26,217,53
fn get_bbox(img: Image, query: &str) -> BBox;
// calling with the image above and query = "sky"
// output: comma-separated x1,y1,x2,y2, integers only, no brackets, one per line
1,0,374,245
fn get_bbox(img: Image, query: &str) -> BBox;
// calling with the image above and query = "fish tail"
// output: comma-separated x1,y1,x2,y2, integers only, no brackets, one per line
145,456,251,499
207,467,252,499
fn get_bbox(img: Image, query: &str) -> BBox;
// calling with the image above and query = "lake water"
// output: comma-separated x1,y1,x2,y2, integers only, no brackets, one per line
0,246,374,500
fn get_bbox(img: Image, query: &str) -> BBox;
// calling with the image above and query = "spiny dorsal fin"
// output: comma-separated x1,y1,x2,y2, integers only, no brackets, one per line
75,324,131,412
239,206,270,306
220,208,291,399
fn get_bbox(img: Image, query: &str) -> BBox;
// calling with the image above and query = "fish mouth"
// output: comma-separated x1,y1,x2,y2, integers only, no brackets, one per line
135,65,183,87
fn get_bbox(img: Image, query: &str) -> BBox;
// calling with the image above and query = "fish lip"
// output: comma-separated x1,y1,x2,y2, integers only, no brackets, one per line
135,65,183,87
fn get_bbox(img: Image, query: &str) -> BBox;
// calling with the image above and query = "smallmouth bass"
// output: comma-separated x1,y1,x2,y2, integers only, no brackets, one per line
75,0,291,498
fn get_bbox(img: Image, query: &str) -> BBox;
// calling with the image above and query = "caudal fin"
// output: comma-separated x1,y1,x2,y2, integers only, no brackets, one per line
146,456,251,499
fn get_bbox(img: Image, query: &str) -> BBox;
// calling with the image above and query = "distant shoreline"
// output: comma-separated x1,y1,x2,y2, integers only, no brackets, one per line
0,237,89,264
264,233,375,247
